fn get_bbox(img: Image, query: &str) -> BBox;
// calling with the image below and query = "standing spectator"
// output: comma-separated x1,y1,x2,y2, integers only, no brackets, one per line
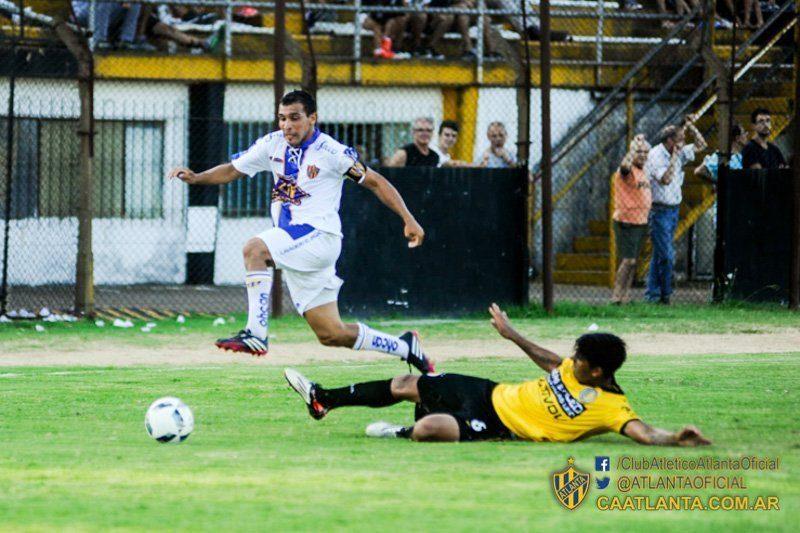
386,117,440,167
71,1,146,50
741,108,787,169
476,121,516,168
644,117,707,304
695,123,747,182
362,0,410,59
611,135,651,305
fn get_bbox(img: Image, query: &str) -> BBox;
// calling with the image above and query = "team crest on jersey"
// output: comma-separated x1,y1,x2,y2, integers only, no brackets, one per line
272,173,310,205
551,458,591,510
306,164,320,179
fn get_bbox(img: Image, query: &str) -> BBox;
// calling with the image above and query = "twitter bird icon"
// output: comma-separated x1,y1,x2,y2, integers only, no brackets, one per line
596,477,610,489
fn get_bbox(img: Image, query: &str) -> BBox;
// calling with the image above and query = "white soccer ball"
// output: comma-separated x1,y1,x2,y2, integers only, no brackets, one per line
144,397,194,444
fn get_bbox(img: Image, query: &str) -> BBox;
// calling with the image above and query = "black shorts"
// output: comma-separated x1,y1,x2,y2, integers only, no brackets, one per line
416,374,512,441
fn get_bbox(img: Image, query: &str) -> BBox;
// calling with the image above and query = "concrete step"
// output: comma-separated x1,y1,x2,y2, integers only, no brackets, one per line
574,235,609,253
554,270,609,286
556,253,609,271
588,219,609,236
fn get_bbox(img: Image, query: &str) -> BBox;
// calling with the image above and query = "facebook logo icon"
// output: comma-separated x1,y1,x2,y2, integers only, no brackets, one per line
595,456,610,472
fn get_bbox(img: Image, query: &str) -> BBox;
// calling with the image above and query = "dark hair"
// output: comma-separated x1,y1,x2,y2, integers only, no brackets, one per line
573,333,627,377
439,120,459,135
750,107,770,124
731,123,743,138
280,90,317,116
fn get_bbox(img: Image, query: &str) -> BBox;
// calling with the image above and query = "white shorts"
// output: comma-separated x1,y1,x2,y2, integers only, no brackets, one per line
256,226,343,315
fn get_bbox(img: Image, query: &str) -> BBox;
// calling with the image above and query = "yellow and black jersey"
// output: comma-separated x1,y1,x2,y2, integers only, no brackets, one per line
491,358,639,442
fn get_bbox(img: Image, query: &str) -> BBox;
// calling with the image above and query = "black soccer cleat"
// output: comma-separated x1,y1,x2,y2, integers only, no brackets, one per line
284,368,328,420
400,330,435,374
215,329,268,357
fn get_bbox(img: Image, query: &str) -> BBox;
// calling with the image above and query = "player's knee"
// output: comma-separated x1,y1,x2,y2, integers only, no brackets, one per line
411,417,456,442
243,238,269,262
390,374,419,398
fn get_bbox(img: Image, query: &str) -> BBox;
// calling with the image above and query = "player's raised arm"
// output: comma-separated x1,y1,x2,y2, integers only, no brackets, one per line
167,163,244,186
622,419,711,447
359,167,425,248
488,304,562,372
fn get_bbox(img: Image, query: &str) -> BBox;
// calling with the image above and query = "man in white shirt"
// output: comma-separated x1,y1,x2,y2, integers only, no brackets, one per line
476,122,517,168
643,117,706,304
168,91,433,374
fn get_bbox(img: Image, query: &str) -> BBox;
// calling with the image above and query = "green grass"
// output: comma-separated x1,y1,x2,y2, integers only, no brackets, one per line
0,354,797,531
1,301,798,349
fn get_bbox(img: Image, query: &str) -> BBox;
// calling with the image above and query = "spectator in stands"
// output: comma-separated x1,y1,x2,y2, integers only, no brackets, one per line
409,0,499,59
487,0,571,42
644,116,706,304
139,5,222,53
363,0,410,59
611,135,651,305
743,0,765,28
695,123,747,182
656,0,694,28
742,108,787,169
431,120,462,166
476,122,517,168
386,117,440,167
71,1,149,50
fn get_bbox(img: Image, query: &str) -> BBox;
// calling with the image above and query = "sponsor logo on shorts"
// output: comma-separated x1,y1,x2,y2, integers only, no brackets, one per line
469,419,487,432
371,336,399,353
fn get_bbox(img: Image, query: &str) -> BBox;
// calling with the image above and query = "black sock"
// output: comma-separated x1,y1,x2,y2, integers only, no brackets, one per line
317,379,399,409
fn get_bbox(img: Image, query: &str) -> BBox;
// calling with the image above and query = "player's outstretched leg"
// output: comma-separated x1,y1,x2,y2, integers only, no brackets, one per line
304,303,435,374
284,370,459,441
216,237,273,356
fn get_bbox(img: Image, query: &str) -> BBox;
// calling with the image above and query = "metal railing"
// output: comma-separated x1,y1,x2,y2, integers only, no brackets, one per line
32,0,688,84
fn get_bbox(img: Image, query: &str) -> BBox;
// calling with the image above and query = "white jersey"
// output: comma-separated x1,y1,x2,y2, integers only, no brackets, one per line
231,129,363,237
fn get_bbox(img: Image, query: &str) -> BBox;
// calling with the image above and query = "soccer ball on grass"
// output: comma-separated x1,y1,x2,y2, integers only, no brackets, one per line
144,397,194,443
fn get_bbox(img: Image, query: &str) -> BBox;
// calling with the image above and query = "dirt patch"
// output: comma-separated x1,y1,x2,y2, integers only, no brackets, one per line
1,331,798,367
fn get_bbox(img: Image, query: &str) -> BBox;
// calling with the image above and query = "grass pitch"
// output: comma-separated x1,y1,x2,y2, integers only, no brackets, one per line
0,351,797,530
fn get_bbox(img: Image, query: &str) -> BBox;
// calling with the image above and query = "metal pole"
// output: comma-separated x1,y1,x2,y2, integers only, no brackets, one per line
476,0,485,84
790,1,800,310
272,0,287,318
225,5,233,57
88,0,96,51
519,0,533,297
354,0,362,83
595,0,604,86
541,0,554,313
0,0,23,316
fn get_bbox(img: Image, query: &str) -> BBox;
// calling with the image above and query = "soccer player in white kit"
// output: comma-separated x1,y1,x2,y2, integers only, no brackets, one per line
167,90,434,373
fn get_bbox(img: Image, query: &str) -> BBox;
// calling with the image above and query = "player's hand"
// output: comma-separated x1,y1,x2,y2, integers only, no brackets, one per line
168,166,198,185
404,219,425,248
489,303,516,339
676,425,711,447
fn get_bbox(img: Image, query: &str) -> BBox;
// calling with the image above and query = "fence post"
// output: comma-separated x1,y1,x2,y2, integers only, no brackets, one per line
272,0,287,318
0,0,22,316
354,0,362,83
541,0,554,313
790,0,800,310
595,0,604,86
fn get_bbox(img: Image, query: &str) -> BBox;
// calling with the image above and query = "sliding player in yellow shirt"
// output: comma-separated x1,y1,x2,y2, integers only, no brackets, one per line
284,304,710,446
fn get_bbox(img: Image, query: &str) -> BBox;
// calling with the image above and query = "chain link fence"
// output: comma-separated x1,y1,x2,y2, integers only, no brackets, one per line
0,0,796,319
